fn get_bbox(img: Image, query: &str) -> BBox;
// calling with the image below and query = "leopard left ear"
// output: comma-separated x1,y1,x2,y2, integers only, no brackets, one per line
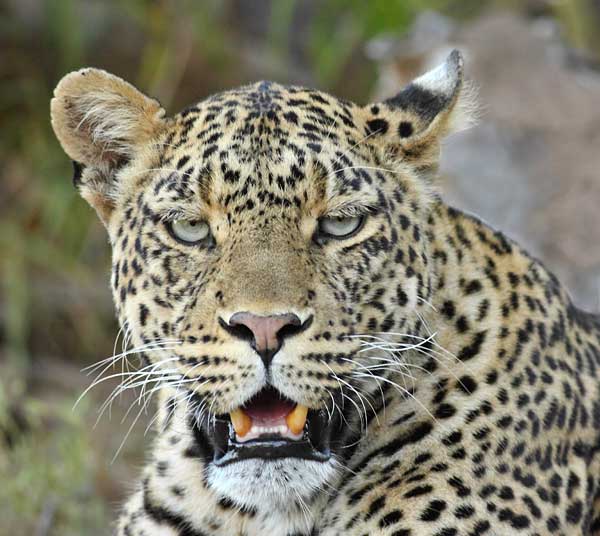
51,68,167,224
364,50,477,166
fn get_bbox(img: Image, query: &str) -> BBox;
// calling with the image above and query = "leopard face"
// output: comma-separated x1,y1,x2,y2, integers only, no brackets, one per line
51,51,471,511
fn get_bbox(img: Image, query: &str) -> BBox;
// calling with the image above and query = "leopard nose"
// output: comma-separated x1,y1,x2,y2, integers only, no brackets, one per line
222,312,308,367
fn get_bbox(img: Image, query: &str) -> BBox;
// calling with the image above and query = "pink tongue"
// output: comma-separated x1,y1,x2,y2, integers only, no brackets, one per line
244,387,295,424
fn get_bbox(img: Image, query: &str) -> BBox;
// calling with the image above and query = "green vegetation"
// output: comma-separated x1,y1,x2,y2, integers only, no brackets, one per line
0,396,107,535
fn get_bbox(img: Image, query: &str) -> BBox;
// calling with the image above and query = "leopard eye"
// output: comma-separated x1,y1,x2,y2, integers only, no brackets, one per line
318,215,364,239
168,220,211,244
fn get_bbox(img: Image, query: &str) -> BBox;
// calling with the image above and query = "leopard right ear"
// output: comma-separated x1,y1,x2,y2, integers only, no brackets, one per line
50,68,166,223
363,50,478,169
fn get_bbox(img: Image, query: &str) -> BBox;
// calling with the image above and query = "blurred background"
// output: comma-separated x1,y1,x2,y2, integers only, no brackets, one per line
1,0,599,533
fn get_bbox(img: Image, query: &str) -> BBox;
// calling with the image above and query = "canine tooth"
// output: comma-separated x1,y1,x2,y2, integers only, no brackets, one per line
286,404,308,435
230,408,252,437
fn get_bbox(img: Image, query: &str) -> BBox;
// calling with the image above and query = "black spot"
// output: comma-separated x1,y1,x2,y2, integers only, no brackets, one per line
398,121,414,138
465,280,483,295
366,118,389,136
176,155,190,169
397,285,409,306
447,476,471,497
441,301,456,319
457,376,477,394
420,500,447,521
566,500,583,524
471,520,491,534
458,331,487,361
139,303,149,326
366,496,386,519
455,316,469,333
498,507,530,529
379,509,403,527
404,485,433,498
435,403,456,419
442,431,462,446
546,516,560,531
283,111,298,124
454,505,475,518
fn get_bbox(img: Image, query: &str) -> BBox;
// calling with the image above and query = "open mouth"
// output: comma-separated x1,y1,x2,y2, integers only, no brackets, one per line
209,387,334,466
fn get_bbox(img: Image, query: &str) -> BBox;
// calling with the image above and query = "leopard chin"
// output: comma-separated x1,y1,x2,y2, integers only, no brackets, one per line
206,457,338,513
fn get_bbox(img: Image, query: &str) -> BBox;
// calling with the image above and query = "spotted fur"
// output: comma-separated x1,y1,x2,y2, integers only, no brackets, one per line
50,51,600,535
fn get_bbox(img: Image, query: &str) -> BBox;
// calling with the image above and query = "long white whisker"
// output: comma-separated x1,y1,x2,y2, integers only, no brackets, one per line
352,372,437,423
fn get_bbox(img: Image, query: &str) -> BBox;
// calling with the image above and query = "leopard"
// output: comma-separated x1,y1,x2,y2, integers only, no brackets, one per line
50,50,600,535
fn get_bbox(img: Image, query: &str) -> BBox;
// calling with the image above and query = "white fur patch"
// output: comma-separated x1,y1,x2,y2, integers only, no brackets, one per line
413,50,480,135
207,457,338,529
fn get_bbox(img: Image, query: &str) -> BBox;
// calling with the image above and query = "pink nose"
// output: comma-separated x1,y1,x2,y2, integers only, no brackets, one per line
227,312,302,365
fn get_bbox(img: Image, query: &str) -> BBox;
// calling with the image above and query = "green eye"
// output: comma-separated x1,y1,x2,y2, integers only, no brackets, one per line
318,215,364,239
168,220,211,244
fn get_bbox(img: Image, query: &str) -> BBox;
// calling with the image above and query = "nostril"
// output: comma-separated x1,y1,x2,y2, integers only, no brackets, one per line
277,314,312,343
219,317,255,344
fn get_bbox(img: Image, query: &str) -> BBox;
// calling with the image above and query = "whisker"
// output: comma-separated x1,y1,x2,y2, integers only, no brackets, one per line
320,361,368,433
351,372,437,423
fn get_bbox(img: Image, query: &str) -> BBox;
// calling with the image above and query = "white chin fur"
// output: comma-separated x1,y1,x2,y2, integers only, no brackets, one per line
207,458,337,513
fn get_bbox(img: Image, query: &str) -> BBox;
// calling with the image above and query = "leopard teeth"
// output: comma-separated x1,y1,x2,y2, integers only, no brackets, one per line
285,404,309,435
229,408,252,437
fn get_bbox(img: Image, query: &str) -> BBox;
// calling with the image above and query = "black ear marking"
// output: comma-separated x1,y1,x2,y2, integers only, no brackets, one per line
398,121,414,138
72,160,84,187
378,49,464,134
386,86,451,123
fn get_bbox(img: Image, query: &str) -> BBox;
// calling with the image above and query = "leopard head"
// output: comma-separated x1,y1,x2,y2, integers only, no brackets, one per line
51,50,473,512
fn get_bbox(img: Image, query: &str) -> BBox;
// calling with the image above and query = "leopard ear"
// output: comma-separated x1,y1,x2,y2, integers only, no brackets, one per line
50,68,166,223
364,50,477,167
